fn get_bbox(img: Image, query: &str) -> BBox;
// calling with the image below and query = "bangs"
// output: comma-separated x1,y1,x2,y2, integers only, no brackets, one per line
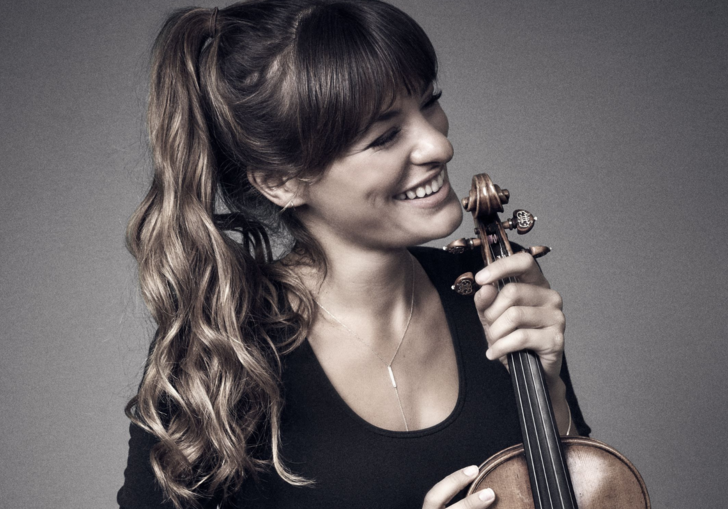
291,0,437,170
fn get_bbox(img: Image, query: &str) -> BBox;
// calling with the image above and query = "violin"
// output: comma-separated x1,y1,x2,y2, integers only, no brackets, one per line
445,174,650,508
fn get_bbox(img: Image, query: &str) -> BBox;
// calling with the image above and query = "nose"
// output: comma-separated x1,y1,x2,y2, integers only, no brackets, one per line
409,112,454,167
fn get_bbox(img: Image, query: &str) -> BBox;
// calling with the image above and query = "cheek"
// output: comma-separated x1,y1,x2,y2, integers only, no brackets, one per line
330,155,404,200
442,192,465,231
409,191,464,244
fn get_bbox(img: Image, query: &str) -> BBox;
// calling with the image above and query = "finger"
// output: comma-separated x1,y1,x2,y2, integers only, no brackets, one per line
473,283,498,316
485,328,565,379
474,252,549,288
449,488,496,508
422,465,480,509
486,327,565,361
478,284,562,327
486,306,565,346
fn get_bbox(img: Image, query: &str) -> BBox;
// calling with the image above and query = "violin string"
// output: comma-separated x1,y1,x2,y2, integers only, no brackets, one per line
527,313,575,507
481,205,575,506
488,233,552,508
507,237,575,507
530,349,574,508
528,347,564,508
515,348,547,509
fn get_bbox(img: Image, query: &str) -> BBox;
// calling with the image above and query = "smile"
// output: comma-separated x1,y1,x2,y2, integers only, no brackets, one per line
394,170,446,200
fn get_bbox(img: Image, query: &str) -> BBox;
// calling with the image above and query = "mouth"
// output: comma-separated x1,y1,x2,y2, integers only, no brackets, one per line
394,169,447,201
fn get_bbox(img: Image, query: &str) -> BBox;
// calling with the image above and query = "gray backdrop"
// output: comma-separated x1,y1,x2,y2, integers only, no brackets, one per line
1,0,726,507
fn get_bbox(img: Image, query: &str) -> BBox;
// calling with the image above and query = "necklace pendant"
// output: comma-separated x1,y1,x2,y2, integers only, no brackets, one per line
387,365,397,388
314,256,415,431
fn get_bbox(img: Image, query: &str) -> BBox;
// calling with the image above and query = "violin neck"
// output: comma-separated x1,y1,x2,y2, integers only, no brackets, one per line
463,173,579,507
508,349,579,509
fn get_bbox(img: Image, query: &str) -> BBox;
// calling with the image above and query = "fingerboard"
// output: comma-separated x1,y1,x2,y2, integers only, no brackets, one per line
508,348,578,509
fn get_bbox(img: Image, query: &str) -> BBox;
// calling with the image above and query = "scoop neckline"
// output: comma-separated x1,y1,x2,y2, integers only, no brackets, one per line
300,250,467,438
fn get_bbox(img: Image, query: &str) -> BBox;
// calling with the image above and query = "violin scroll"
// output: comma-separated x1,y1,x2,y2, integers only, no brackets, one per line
460,173,509,217
445,173,549,295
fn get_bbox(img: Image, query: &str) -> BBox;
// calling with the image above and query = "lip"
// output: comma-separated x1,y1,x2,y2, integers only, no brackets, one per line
394,168,452,209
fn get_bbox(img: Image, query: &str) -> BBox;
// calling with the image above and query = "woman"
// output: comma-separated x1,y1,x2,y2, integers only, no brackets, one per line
118,1,590,508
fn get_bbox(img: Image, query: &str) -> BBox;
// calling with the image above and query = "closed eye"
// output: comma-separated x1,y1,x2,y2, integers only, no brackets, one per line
368,127,402,150
422,90,442,109
365,90,441,150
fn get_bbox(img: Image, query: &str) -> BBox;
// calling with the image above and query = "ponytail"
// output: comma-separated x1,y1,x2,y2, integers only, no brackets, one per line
126,7,309,508
126,0,439,505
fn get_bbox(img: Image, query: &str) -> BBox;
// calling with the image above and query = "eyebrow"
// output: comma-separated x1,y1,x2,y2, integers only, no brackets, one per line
373,109,402,124
372,82,436,124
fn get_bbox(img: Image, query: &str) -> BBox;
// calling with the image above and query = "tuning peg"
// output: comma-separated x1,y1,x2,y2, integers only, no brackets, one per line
502,209,536,235
451,272,477,295
443,237,482,254
526,246,551,259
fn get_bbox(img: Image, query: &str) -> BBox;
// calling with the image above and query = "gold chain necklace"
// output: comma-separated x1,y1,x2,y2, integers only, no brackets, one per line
314,256,415,431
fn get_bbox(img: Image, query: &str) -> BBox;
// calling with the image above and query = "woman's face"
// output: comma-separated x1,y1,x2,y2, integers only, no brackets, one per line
296,85,463,252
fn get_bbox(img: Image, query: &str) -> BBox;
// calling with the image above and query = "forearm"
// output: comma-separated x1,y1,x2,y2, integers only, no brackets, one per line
549,377,578,437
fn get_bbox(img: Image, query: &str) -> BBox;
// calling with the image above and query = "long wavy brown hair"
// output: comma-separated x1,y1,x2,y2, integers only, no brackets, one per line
125,0,437,506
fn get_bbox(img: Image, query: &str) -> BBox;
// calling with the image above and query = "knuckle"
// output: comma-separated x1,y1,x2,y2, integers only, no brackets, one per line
513,328,529,348
475,289,497,319
522,251,537,267
501,283,519,302
552,331,565,351
505,306,524,328
548,290,564,310
554,311,566,329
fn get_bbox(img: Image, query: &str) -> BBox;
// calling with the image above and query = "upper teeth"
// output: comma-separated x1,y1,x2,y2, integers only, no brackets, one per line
396,171,446,200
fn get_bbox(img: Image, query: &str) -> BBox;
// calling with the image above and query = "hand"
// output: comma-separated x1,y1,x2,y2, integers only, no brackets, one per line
473,251,565,387
422,466,496,508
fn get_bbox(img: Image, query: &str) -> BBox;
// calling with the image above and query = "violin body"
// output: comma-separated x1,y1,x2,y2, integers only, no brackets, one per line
447,174,650,509
467,438,650,508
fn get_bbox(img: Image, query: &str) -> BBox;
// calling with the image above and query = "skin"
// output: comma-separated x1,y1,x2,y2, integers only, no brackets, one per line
250,86,572,508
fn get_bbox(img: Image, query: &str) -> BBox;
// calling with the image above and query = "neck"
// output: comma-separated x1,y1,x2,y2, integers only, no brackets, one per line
298,245,416,347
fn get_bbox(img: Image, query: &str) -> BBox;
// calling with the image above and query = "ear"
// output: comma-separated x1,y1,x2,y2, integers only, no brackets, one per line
247,170,307,209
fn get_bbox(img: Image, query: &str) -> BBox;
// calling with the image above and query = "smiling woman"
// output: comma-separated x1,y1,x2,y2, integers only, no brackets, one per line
257,86,463,253
117,1,589,508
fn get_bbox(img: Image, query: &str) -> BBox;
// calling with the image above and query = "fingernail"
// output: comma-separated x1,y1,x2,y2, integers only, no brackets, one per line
485,348,493,360
475,269,490,285
463,465,479,477
479,488,495,502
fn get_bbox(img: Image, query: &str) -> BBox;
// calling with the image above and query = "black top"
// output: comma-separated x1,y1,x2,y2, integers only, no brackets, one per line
118,247,590,509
